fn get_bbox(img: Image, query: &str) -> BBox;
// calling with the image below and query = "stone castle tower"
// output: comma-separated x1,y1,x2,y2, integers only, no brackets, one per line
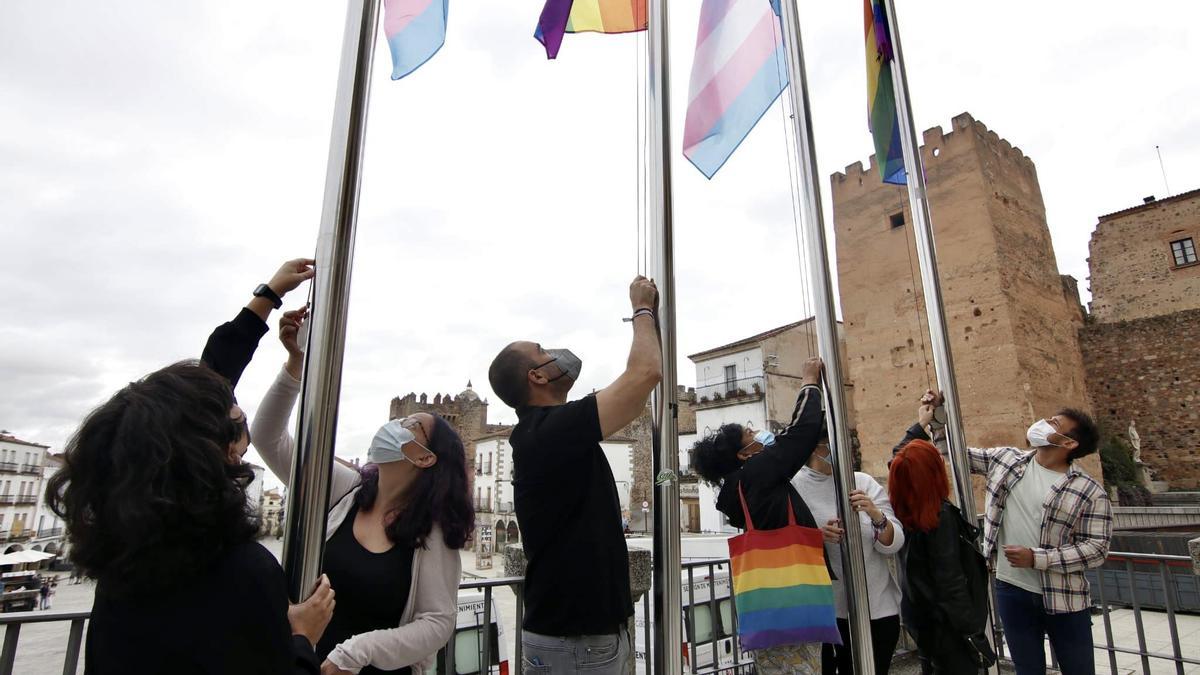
389,383,493,482
832,112,1098,480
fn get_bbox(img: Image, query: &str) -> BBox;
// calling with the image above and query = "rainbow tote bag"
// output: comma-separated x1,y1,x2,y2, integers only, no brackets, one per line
727,483,841,650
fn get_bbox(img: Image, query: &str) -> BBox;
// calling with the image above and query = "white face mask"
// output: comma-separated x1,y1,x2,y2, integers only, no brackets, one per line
1026,419,1066,449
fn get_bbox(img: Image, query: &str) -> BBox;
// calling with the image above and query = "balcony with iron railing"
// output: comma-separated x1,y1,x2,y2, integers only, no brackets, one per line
694,376,765,407
0,463,16,475
473,499,493,513
19,465,40,476
13,495,35,506
3,549,1200,674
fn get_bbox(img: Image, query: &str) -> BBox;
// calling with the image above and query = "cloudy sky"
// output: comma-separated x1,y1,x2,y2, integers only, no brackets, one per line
2,1,1197,485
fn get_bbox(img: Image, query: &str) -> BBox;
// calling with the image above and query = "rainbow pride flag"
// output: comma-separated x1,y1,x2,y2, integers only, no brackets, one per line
383,0,448,80
682,0,788,179
727,485,840,650
535,0,648,59
864,0,905,184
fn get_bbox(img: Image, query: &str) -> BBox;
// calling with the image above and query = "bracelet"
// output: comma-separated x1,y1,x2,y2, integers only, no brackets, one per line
622,308,656,323
871,515,888,530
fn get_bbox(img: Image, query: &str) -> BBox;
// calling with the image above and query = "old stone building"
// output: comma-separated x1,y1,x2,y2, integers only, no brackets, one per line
1080,189,1200,488
832,112,1099,481
1087,190,1200,323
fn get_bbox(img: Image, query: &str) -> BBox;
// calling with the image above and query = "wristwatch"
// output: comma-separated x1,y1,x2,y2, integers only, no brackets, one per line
253,283,283,309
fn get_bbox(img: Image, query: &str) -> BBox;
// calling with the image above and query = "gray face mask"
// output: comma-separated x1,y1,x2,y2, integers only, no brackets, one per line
540,348,583,382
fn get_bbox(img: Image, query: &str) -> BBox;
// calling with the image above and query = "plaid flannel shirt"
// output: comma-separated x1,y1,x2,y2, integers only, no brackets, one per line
969,446,1113,614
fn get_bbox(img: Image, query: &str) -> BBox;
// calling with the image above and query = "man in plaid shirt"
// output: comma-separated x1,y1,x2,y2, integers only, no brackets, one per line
896,391,1111,675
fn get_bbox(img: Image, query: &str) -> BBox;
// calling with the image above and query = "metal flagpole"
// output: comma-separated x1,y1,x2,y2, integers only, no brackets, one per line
646,0,683,672
777,1,876,671
881,1,996,670
281,0,379,601
880,0,977,546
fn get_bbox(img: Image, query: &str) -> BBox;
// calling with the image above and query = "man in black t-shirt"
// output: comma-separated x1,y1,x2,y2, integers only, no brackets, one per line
488,276,661,675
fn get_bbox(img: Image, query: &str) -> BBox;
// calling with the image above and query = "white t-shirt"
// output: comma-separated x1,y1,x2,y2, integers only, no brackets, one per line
995,457,1065,594
791,466,905,620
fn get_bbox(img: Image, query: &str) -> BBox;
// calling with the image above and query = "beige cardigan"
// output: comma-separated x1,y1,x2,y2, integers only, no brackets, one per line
252,367,461,674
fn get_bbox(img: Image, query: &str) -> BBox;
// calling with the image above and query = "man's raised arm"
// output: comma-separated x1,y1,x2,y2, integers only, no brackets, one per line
595,276,663,439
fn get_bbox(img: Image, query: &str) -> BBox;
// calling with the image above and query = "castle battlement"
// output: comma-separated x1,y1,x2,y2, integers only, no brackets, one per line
832,112,1035,188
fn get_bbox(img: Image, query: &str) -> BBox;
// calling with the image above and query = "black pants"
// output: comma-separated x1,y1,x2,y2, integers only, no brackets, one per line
821,615,901,674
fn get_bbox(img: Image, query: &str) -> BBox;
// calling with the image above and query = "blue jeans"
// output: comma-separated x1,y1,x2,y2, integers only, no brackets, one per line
522,628,632,674
994,580,1094,675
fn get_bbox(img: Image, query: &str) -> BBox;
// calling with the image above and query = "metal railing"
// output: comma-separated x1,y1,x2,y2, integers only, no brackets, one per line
0,610,87,675
5,550,1197,675
436,576,523,675
0,464,16,474
19,466,40,476
695,376,765,404
473,500,493,513
34,528,63,539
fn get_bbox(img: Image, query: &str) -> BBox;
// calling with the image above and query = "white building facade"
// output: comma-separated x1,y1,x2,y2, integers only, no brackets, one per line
471,428,636,553
0,433,49,553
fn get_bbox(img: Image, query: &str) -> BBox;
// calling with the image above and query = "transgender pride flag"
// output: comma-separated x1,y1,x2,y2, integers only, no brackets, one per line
383,0,448,80
683,0,787,179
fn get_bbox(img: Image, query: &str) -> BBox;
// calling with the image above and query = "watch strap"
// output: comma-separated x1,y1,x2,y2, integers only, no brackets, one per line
254,283,283,309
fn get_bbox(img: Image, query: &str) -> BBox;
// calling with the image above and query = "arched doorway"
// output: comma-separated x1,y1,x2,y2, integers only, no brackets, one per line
506,521,519,544
31,545,41,552
4,544,23,554
44,542,59,555
495,520,508,546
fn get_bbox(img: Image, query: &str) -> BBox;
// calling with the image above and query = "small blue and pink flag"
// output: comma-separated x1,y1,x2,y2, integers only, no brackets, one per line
383,0,448,80
683,0,788,179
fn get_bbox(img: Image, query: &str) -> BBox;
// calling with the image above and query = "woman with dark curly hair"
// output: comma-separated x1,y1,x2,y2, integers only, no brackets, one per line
47,361,334,675
252,308,474,675
689,357,829,675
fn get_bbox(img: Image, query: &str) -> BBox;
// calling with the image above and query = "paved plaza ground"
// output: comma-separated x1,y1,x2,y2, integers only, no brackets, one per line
5,539,1200,674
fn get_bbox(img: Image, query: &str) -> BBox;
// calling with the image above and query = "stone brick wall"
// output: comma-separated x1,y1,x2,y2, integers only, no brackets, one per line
1079,309,1200,488
832,112,1100,482
1088,190,1200,323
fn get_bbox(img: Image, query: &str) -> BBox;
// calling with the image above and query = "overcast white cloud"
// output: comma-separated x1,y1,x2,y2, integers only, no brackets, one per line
2,0,1197,486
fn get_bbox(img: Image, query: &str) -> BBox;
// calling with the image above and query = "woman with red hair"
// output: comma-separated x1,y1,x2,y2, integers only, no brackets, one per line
889,439,993,673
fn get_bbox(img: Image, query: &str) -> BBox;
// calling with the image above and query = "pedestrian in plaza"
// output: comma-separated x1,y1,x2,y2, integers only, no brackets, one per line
889,438,994,674
690,357,833,675
898,392,1110,675
792,434,904,674
252,309,473,675
39,579,50,610
487,276,662,675
46,361,335,674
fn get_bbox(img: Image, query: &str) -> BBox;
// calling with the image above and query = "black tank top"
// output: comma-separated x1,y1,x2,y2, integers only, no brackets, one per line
317,501,415,675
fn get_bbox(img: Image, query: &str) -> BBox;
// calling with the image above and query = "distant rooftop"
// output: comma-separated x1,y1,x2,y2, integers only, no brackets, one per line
0,432,49,449
688,318,816,361
1098,187,1200,222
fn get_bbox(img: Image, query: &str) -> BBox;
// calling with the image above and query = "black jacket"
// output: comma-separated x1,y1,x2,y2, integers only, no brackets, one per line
716,384,823,531
899,500,989,638
86,542,319,675
201,308,270,390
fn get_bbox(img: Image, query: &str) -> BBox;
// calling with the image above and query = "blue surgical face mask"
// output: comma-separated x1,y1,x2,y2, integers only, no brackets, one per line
741,429,775,454
367,419,432,465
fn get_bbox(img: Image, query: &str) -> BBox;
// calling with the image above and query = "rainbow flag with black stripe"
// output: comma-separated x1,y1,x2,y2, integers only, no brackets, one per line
727,485,840,650
535,0,648,59
864,0,906,185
